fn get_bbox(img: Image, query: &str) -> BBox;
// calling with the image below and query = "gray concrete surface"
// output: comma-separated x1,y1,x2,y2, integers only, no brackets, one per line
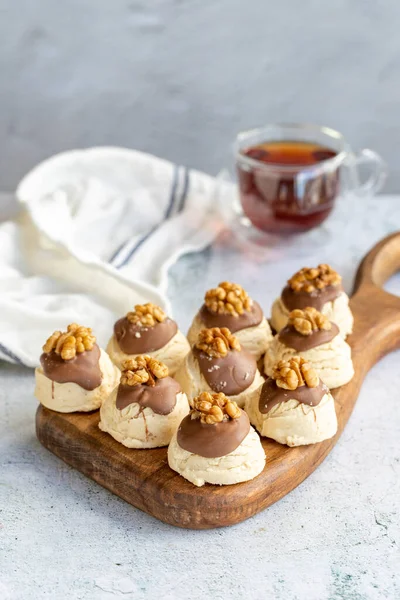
1,0,400,191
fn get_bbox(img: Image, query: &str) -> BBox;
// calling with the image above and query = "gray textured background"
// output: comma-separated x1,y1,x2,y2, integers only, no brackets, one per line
1,0,399,191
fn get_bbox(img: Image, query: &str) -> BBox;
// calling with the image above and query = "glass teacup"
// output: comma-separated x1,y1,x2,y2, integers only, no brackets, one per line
234,123,387,236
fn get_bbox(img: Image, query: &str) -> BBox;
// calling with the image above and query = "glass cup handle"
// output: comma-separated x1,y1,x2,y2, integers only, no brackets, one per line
345,148,387,197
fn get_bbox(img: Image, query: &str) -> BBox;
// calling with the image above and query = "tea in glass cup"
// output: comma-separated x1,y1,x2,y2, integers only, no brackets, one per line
235,124,386,236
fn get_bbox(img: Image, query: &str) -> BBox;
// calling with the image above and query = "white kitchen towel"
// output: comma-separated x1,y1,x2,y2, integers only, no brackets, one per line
0,147,230,367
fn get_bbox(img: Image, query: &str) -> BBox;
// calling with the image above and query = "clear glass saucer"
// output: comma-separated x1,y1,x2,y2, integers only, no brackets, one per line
221,194,334,261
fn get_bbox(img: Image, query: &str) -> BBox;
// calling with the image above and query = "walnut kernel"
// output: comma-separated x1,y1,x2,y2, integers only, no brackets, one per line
126,303,166,327
43,323,96,361
195,327,241,358
288,307,332,336
205,281,252,317
288,264,341,293
272,357,319,390
120,355,169,387
191,391,241,424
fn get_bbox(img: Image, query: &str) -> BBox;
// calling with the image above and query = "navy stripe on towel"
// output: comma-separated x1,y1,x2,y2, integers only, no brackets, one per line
176,168,189,214
109,239,129,265
115,166,180,269
164,165,180,219
0,342,27,367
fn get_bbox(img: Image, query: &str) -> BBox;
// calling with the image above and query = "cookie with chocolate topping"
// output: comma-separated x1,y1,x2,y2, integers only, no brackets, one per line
270,264,353,338
168,391,265,487
187,282,273,360
99,356,190,448
35,323,120,413
107,303,190,375
265,307,354,389
246,357,338,446
174,327,265,408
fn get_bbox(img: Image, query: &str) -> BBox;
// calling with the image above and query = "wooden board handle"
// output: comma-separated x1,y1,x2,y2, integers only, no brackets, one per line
350,231,400,375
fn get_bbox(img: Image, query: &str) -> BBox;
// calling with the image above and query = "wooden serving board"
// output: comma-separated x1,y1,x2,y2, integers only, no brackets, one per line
36,233,400,529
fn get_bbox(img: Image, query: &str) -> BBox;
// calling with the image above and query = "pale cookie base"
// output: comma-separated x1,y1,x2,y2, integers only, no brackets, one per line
270,291,354,338
167,426,266,487
99,389,190,448
35,349,120,413
264,334,354,389
187,314,273,361
246,391,338,447
106,330,190,375
174,351,265,408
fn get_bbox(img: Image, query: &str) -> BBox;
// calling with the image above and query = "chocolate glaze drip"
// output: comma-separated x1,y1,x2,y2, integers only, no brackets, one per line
278,322,339,351
177,410,250,458
116,376,181,415
281,284,342,312
259,377,329,414
193,347,257,396
40,344,102,391
199,301,263,333
114,316,177,354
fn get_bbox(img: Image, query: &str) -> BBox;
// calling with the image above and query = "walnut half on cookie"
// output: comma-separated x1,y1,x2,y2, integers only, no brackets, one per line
126,303,167,327
272,357,319,390
195,327,241,358
120,356,169,387
287,264,341,293
43,323,96,360
288,307,332,335
205,282,252,317
191,391,242,424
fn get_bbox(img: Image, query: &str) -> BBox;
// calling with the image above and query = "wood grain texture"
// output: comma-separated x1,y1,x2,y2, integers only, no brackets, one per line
36,232,400,529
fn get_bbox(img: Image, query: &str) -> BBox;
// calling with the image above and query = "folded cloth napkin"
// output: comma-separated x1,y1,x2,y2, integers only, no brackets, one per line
0,147,229,367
